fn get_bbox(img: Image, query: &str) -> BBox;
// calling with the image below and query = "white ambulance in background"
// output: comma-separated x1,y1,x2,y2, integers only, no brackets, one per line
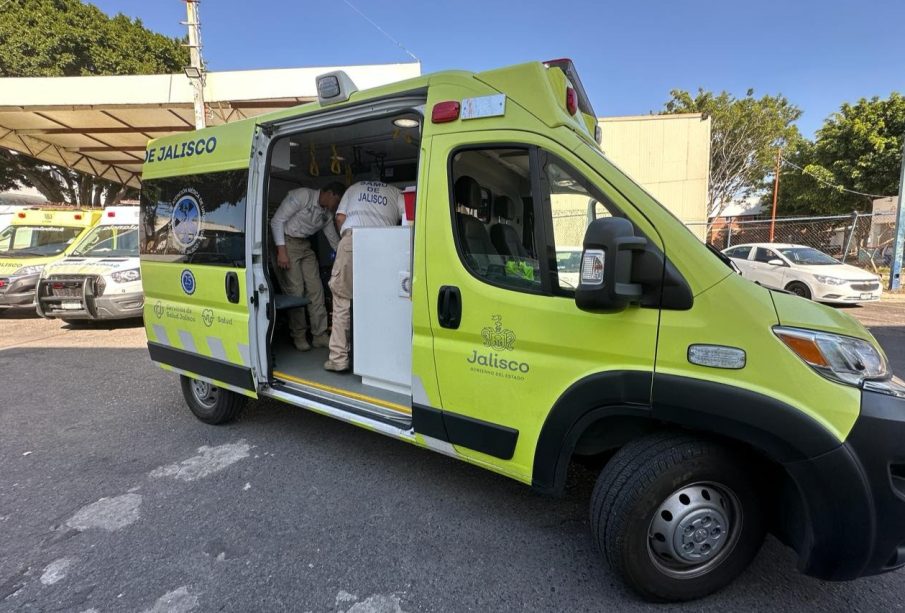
36,206,143,321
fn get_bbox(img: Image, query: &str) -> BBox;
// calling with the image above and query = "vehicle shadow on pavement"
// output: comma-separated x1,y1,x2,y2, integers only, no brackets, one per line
0,306,43,320
60,317,145,331
3,346,902,611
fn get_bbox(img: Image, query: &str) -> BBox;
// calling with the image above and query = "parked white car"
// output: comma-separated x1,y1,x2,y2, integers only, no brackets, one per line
556,246,582,289
722,242,882,304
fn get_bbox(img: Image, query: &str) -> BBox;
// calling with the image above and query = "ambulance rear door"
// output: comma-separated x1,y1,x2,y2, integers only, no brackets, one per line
140,167,257,398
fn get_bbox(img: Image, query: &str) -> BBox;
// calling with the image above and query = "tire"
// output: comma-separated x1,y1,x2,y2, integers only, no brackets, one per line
179,375,247,425
590,432,766,602
785,281,811,300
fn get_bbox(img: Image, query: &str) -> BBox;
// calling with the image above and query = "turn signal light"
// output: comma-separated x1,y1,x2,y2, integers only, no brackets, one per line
432,101,460,124
74,213,82,220
566,87,578,115
775,331,830,367
17,212,25,218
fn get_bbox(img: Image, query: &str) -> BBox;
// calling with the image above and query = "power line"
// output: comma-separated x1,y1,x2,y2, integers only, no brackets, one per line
341,0,419,63
781,157,887,200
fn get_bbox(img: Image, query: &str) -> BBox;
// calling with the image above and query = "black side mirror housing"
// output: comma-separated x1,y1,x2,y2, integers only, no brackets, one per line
575,217,647,312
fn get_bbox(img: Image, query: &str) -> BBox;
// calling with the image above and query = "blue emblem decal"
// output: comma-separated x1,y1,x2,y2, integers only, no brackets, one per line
170,188,204,252
181,269,196,295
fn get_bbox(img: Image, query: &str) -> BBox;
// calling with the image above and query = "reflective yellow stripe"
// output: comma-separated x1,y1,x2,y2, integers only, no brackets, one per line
273,370,411,415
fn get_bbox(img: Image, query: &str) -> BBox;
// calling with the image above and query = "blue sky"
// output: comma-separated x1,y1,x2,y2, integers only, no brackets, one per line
91,0,903,137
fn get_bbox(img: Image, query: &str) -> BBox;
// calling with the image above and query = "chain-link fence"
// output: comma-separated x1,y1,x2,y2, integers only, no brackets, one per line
551,208,897,275
686,212,898,273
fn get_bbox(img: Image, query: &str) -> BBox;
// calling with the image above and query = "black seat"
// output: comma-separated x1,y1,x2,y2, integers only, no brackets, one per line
454,176,497,273
490,196,529,258
274,294,309,310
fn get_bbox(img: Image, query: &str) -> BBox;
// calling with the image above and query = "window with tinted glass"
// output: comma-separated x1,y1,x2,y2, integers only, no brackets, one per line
753,247,779,263
140,169,247,266
724,246,752,259
450,148,540,292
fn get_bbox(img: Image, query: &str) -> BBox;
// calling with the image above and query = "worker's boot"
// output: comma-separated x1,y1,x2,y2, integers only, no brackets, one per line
323,359,349,372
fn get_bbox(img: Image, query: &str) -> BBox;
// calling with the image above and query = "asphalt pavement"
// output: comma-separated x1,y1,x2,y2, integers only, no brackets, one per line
1,301,905,613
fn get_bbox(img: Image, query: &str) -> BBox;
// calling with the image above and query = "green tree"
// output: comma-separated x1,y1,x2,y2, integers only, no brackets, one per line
662,88,802,219
0,0,188,204
775,93,904,215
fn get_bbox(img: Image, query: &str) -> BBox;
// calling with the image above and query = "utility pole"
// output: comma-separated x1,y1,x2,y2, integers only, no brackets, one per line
769,147,782,242
889,139,905,291
182,0,206,129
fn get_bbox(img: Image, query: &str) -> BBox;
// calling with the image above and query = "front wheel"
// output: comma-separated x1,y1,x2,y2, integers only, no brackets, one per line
590,432,766,602
179,375,247,425
785,281,812,300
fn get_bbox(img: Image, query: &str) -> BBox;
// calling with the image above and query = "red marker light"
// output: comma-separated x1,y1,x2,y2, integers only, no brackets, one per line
74,213,82,220
107,210,115,217
17,212,25,218
431,101,460,124
566,87,578,115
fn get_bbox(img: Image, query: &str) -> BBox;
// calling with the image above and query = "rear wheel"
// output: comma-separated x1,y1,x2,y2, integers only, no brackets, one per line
179,375,246,424
590,432,766,602
785,281,811,300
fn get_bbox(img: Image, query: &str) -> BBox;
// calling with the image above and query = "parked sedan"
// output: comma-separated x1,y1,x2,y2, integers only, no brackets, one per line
722,242,882,304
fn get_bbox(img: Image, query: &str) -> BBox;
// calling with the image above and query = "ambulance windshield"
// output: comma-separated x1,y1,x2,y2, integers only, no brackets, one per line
72,225,139,257
0,225,83,257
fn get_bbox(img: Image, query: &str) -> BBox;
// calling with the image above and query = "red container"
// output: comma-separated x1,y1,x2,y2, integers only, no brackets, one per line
403,188,416,221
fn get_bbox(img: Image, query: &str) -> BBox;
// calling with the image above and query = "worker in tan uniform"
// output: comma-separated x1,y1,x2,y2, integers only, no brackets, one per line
325,180,405,372
271,182,346,351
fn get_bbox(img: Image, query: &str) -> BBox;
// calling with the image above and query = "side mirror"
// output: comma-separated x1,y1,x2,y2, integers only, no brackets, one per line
767,258,785,266
575,217,647,313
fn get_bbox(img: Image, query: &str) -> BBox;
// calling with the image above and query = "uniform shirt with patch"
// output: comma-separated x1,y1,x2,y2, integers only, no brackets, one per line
336,181,404,234
271,187,340,249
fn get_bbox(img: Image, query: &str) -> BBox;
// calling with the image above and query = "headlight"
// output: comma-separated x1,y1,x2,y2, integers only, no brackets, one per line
813,275,846,285
111,268,141,283
12,264,44,277
774,326,889,387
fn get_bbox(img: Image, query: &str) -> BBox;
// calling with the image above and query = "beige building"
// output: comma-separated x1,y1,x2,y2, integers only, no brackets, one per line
601,113,711,233
549,113,711,246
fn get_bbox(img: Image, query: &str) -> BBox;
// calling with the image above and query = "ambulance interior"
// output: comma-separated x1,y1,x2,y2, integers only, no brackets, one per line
263,110,422,423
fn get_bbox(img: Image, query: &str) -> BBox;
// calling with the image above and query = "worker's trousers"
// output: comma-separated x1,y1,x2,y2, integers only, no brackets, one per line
273,236,328,342
327,232,353,367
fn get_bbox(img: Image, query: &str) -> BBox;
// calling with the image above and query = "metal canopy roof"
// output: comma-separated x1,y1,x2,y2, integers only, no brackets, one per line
0,62,420,189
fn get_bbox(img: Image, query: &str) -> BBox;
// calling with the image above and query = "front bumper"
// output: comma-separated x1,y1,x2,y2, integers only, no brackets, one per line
814,281,882,304
785,388,905,580
37,276,143,320
0,273,39,306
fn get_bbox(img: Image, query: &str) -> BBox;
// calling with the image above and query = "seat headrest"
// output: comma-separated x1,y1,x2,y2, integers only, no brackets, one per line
454,176,482,210
494,196,514,220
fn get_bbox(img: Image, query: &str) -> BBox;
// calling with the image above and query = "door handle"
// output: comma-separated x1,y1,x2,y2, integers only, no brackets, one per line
437,285,462,329
225,272,240,304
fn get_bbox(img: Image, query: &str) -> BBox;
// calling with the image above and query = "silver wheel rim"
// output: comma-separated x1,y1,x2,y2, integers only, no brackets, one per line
647,481,742,579
190,379,219,409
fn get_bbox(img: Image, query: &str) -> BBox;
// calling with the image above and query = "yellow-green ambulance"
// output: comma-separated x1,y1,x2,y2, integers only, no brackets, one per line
139,59,905,601
0,208,102,308
36,205,143,321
